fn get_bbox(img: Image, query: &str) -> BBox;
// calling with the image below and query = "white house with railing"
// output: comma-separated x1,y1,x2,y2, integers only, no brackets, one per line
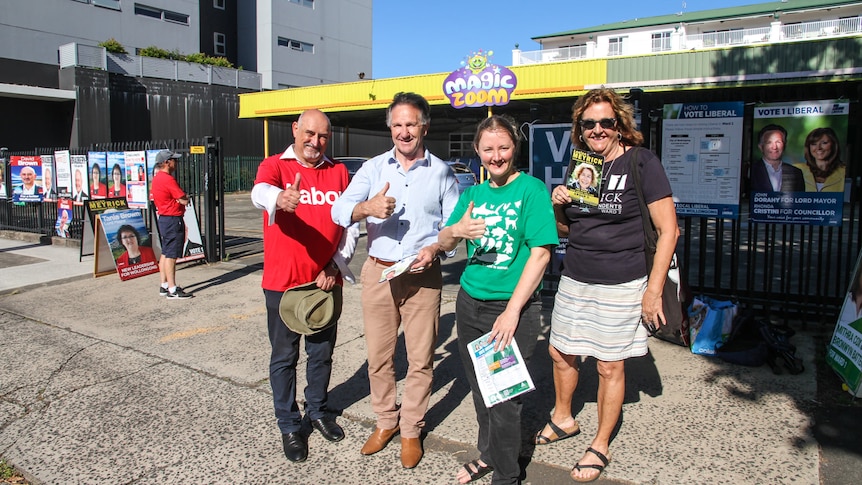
513,0,862,65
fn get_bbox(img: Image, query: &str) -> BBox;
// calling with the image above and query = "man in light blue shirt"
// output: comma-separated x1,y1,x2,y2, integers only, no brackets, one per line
331,92,459,469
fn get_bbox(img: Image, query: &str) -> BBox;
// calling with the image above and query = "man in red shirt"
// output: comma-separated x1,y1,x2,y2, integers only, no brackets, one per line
251,109,353,463
152,150,192,299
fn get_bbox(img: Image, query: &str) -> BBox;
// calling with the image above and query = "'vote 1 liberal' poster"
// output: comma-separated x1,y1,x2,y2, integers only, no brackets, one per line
751,100,848,226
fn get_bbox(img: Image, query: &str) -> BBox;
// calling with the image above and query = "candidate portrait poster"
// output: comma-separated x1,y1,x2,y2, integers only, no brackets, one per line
662,102,744,219
71,154,90,205
54,149,72,199
146,149,161,201
11,155,43,203
55,199,73,238
88,152,108,199
42,154,57,202
0,162,6,199
751,100,848,226
126,150,148,209
99,209,160,281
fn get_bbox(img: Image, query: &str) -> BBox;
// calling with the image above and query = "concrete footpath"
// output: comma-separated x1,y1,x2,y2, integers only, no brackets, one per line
0,193,856,484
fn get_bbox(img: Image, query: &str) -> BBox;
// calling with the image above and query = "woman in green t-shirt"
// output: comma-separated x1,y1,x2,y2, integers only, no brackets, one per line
439,114,558,485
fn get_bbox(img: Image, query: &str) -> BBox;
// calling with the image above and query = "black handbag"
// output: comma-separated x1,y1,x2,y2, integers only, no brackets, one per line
629,148,692,346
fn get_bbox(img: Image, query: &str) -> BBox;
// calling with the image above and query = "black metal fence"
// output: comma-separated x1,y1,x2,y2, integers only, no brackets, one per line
2,141,860,324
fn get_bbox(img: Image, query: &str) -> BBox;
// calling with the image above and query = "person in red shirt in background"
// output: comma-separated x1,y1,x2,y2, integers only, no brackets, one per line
251,109,355,464
151,150,192,299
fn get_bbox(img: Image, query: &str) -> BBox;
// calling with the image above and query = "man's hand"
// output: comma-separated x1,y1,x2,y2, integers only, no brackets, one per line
409,244,440,273
315,262,338,291
362,182,396,219
277,172,302,213
452,201,485,240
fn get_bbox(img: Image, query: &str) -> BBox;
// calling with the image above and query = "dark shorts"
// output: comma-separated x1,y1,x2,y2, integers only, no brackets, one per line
157,215,185,259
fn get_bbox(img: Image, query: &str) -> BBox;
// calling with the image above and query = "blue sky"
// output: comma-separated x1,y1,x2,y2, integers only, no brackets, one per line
372,0,759,79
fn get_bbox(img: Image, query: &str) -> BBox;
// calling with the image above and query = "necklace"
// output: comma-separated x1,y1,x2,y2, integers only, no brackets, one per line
603,144,626,176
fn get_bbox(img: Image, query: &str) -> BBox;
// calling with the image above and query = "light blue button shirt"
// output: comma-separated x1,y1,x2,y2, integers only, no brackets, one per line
331,147,459,262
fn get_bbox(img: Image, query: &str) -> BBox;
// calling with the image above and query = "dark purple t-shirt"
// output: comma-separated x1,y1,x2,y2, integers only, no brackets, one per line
561,146,672,285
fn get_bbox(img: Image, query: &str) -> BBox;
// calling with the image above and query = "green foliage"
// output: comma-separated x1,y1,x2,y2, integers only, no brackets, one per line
138,47,234,68
0,458,18,479
99,38,127,54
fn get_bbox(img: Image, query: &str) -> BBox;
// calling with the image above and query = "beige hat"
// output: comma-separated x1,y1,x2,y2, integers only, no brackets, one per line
279,283,342,335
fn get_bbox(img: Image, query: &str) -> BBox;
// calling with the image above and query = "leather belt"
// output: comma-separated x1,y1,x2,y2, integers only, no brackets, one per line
369,256,396,267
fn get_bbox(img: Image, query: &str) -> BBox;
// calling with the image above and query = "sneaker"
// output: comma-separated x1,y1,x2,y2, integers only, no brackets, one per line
167,287,193,299
159,286,169,297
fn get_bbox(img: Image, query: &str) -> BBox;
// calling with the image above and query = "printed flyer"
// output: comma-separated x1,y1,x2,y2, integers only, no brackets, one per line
467,332,535,408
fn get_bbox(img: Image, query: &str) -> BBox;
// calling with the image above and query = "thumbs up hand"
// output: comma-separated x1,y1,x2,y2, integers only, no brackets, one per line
277,172,302,213
453,201,485,240
364,182,397,219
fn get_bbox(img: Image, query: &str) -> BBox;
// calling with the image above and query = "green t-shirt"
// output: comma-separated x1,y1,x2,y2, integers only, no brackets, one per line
446,172,559,300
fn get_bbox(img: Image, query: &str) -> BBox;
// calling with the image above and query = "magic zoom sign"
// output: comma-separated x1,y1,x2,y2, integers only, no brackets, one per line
443,50,517,109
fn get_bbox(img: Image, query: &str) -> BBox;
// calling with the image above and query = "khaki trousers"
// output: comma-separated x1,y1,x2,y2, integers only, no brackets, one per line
360,257,441,438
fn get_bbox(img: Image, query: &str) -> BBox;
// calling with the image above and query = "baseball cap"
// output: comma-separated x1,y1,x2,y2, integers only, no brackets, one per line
155,150,182,164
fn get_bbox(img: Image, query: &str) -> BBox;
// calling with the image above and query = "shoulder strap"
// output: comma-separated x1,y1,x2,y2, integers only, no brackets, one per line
630,148,659,268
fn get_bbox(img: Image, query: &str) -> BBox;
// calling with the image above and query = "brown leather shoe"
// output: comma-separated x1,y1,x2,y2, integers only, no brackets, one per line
400,437,423,469
360,426,400,455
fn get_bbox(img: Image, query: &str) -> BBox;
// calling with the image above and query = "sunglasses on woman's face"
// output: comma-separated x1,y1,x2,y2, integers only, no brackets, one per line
579,118,617,130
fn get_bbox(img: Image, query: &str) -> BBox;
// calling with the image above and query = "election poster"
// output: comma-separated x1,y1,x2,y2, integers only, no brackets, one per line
54,149,72,199
661,102,744,218
125,150,148,208
98,209,160,281
751,100,848,225
529,123,573,193
88,152,108,199
10,155,44,203
0,161,6,199
827,249,862,397
55,199,73,238
42,155,57,201
71,154,90,205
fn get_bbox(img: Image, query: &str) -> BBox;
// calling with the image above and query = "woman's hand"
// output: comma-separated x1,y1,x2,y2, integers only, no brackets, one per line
488,308,520,351
452,201,486,240
551,185,572,207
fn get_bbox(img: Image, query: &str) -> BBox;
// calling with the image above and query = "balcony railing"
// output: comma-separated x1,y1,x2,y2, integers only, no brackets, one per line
514,16,862,65
517,44,588,64
58,43,262,91
781,17,862,39
683,27,770,49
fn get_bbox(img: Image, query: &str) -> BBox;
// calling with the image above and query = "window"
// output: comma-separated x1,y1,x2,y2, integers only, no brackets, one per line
93,0,121,10
278,37,314,53
651,31,672,52
135,4,161,18
288,0,314,7
608,37,625,56
214,32,226,56
134,3,189,25
214,0,225,9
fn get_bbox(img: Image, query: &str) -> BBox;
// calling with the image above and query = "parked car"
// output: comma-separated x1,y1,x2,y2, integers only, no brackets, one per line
447,161,478,194
334,157,368,180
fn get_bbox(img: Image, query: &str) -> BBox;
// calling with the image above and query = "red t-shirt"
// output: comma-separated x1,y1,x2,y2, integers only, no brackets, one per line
254,154,348,292
151,171,186,216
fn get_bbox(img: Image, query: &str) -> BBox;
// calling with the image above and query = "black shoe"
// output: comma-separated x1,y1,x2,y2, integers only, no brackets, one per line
167,287,193,299
282,432,308,462
311,417,345,442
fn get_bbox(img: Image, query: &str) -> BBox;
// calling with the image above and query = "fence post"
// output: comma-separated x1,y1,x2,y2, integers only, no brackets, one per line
202,136,221,262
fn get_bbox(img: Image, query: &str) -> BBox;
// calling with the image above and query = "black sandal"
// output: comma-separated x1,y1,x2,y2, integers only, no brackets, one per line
533,419,580,445
461,459,493,483
571,447,610,483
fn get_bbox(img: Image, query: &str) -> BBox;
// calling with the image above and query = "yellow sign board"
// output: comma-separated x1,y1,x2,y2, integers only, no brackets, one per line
190,146,205,154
